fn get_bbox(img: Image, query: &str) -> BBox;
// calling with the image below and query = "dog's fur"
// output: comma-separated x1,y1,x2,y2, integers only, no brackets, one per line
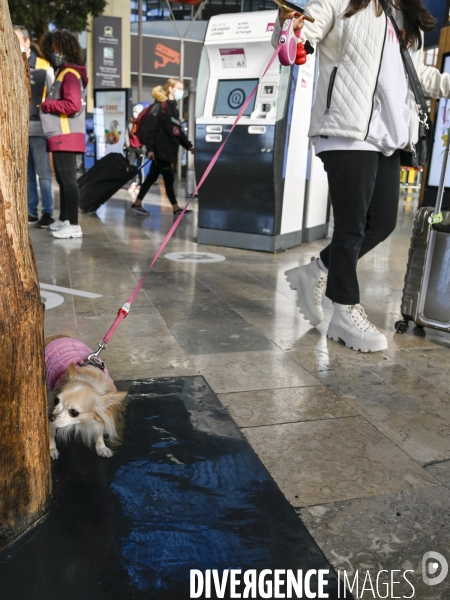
45,335,127,459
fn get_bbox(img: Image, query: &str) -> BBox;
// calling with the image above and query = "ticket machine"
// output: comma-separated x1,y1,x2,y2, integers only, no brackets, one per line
195,10,329,252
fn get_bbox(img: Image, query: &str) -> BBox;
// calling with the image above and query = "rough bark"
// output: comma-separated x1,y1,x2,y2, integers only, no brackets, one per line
0,0,51,548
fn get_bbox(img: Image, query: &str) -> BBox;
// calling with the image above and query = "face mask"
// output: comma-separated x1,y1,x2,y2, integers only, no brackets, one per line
173,88,184,102
20,45,26,53
50,51,66,68
132,111,138,119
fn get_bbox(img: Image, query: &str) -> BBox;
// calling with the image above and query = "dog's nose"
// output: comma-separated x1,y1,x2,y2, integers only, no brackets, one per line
49,414,56,422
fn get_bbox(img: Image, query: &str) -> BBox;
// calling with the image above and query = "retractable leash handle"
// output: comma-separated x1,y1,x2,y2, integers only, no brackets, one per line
278,20,309,66
280,20,313,65
279,18,298,66
274,0,313,66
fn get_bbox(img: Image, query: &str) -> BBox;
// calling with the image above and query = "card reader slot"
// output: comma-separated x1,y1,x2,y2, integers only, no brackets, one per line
248,126,266,134
206,125,223,133
206,134,223,142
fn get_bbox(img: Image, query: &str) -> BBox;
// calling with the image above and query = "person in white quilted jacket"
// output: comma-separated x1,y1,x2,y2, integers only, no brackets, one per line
274,0,450,352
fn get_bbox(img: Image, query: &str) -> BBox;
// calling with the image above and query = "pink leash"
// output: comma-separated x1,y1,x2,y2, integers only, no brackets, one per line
86,43,282,365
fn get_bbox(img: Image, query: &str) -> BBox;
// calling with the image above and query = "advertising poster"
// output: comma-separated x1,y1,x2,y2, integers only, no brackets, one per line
427,55,450,187
94,89,128,160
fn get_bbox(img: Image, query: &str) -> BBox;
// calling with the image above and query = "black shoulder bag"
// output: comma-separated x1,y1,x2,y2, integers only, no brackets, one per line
379,0,432,167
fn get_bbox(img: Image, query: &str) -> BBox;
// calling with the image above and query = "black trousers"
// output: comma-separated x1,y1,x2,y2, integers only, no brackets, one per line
52,151,80,225
319,150,401,305
136,159,177,206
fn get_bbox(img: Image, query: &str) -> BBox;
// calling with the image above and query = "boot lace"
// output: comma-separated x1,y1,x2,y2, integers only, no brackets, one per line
314,276,327,305
350,304,377,332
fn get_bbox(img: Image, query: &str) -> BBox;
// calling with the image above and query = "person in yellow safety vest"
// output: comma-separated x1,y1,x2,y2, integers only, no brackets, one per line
40,31,88,240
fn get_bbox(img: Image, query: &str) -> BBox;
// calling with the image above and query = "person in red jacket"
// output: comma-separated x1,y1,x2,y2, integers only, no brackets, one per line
40,31,88,239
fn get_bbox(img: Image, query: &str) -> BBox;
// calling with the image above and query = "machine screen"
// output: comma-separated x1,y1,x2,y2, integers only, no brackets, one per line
213,79,259,116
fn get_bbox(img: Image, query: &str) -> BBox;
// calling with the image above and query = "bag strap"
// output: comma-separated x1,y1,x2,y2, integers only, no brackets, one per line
378,0,428,119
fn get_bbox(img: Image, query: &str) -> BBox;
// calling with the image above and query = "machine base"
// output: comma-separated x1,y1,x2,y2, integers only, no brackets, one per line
302,222,330,243
197,227,303,253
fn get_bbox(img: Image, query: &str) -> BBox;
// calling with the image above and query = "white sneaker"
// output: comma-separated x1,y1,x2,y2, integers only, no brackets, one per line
49,219,64,231
51,221,83,239
327,303,388,352
285,258,327,326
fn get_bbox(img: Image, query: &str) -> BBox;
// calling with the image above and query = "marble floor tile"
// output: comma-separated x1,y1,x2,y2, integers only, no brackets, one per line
218,386,357,427
243,416,439,507
385,347,450,391
154,301,244,330
300,485,450,600
220,299,324,350
105,343,199,380
195,271,284,303
191,350,320,393
44,314,78,339
75,312,170,340
171,324,276,354
425,459,450,488
315,364,450,464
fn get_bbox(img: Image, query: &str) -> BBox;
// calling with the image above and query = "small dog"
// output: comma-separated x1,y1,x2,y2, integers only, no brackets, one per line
45,336,127,459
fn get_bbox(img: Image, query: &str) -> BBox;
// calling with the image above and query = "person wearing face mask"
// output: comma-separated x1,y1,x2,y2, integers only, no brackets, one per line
131,79,194,216
124,103,145,193
14,25,55,229
39,31,88,239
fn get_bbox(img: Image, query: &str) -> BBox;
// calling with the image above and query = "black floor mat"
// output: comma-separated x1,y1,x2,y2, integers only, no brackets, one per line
0,377,346,599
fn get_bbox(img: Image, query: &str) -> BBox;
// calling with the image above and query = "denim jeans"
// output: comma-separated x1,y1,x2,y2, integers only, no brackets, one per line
319,150,400,305
28,136,54,217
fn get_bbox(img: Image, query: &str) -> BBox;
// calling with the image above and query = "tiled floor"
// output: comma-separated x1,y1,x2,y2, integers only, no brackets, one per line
32,181,450,598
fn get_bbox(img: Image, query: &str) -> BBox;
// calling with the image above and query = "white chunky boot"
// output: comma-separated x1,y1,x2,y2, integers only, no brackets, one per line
327,303,388,352
285,258,327,326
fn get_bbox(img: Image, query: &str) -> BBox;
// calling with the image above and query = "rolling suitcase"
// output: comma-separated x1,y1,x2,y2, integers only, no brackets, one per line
396,132,450,333
78,152,143,214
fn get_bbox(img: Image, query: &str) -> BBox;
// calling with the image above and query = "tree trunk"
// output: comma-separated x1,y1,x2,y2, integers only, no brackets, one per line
0,0,51,549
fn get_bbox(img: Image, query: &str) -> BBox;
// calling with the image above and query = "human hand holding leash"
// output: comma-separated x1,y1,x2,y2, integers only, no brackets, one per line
279,11,305,32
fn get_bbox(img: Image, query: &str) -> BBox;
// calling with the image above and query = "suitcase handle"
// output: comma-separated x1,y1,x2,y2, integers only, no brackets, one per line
434,126,450,216
139,159,152,171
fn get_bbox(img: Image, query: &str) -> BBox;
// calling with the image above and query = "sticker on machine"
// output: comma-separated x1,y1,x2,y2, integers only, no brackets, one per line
219,48,246,69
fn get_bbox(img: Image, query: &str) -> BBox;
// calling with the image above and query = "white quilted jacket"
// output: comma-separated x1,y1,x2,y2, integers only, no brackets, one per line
272,0,450,147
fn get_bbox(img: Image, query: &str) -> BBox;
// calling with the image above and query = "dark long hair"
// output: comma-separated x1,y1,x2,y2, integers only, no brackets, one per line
41,30,83,65
344,0,436,49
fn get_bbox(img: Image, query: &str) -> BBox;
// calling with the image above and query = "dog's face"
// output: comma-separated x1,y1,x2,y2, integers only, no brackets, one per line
50,381,104,428
49,363,127,433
